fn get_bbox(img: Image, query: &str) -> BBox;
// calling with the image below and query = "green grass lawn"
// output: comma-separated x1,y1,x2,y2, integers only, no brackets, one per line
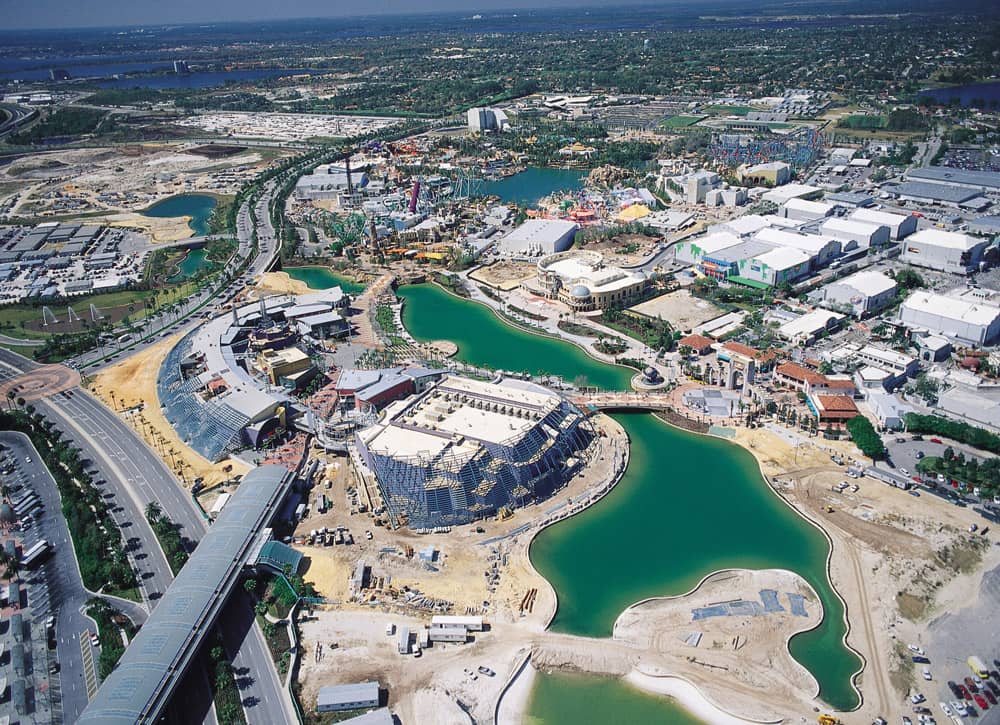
660,115,704,128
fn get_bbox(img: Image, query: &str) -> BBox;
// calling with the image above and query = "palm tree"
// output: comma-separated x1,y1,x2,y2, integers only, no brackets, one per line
145,501,162,524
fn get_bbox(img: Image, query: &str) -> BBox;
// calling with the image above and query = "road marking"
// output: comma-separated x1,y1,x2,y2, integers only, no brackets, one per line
80,630,98,700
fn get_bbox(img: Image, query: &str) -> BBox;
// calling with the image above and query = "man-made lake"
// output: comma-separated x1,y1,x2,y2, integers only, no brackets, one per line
482,167,586,207
142,194,217,236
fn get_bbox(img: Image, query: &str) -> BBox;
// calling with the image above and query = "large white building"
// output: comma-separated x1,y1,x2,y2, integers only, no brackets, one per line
900,289,1000,346
818,270,898,318
781,198,834,222
532,250,648,311
754,227,841,266
496,219,579,257
467,107,508,132
848,208,917,240
820,217,890,249
901,229,992,275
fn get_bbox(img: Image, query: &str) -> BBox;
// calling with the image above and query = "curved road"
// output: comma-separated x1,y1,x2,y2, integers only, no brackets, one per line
0,348,294,725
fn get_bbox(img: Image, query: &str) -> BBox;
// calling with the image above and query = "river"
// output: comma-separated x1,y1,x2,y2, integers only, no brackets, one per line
482,167,586,207
142,193,217,236
294,274,863,719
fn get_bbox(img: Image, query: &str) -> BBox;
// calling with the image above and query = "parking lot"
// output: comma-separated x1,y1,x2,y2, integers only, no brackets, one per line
925,563,1000,725
0,431,99,724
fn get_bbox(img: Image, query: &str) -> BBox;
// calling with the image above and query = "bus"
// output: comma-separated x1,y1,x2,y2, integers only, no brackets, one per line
969,656,990,679
20,540,51,569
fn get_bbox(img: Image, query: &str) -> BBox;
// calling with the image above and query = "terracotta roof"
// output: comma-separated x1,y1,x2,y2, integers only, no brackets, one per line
722,341,777,362
823,378,856,389
776,361,826,385
816,395,860,413
678,334,715,350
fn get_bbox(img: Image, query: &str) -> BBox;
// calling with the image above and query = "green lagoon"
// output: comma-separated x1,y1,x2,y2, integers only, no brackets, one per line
142,193,217,236
483,166,586,207
293,276,863,719
285,266,365,295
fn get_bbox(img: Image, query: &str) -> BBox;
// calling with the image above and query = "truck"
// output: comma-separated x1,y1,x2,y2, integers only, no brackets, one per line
968,655,989,679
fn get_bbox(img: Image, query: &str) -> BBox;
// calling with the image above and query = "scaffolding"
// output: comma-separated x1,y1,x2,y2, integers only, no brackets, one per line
708,127,825,169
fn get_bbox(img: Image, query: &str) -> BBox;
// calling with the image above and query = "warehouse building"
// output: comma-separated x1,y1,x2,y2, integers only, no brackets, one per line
673,231,742,266
848,208,917,240
754,227,841,266
900,229,993,274
355,375,593,528
736,246,812,287
888,181,988,209
900,289,1000,346
316,682,380,713
781,198,834,222
906,166,1000,193
497,219,579,257
817,270,897,318
820,217,890,249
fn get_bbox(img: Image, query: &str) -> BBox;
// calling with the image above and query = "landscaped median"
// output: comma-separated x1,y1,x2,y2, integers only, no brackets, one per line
0,409,140,601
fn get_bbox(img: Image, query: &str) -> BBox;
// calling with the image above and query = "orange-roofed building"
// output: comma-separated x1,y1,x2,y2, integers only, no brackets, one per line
720,341,778,370
806,393,860,425
678,334,715,356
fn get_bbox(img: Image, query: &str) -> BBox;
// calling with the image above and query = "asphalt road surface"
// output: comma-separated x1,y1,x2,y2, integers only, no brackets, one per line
0,431,97,724
0,348,291,723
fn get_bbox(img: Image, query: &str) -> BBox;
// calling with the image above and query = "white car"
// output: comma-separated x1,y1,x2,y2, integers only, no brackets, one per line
910,693,926,704
951,701,968,717
939,703,951,717
922,668,932,680
907,644,925,655
900,468,909,476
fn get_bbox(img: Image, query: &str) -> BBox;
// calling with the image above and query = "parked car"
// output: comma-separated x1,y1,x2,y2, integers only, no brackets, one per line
966,676,978,693
974,693,989,710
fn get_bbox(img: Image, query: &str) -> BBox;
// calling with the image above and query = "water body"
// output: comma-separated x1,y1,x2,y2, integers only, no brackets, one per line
142,193,216,236
481,167,586,207
292,278,863,715
284,266,365,295
167,248,211,282
527,670,702,725
918,80,1000,107
397,284,631,390
92,68,321,90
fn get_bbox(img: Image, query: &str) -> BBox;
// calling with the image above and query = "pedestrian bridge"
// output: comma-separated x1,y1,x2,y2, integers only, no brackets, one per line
571,392,675,412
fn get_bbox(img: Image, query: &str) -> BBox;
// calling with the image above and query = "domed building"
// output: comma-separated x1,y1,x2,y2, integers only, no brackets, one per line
531,250,648,312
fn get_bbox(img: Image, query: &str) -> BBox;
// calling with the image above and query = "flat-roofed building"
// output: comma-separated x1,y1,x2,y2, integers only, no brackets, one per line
316,682,380,713
777,309,845,345
673,231,742,266
901,229,992,274
737,246,812,287
820,217,890,249
738,161,792,186
900,289,1000,346
889,181,987,209
848,208,917,240
761,183,822,205
755,227,842,265
818,270,898,318
497,219,579,257
906,166,1000,192
781,198,834,222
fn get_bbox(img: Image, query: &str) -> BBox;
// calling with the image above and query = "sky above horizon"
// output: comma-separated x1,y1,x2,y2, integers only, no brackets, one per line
2,0,683,30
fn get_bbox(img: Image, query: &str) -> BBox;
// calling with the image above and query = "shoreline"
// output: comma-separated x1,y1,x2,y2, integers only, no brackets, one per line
384,281,866,719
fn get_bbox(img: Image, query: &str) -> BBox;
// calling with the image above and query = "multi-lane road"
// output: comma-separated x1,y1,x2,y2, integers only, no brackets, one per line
0,347,294,724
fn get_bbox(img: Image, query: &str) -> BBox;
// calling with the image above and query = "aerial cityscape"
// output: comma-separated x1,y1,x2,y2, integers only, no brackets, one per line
1,1,1000,724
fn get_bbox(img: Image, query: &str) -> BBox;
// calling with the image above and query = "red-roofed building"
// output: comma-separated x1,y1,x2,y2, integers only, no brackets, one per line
719,341,778,371
678,334,715,356
807,393,860,425
774,362,826,391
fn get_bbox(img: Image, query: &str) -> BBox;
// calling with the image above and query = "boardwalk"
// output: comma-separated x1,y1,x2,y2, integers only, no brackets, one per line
571,391,675,412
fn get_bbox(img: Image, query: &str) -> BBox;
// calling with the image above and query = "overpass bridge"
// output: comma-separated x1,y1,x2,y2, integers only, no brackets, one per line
78,464,297,725
571,391,675,413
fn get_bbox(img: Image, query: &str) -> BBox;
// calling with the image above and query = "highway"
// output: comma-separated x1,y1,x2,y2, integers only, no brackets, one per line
0,348,293,724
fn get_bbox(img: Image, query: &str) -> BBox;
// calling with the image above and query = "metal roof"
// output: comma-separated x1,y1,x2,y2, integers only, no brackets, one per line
907,166,1000,190
317,681,380,707
78,465,293,725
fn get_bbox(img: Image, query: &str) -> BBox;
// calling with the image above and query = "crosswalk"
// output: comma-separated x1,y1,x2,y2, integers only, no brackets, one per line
79,630,98,700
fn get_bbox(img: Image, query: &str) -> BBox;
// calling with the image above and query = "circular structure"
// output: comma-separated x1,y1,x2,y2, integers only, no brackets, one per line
570,284,591,299
0,364,81,402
